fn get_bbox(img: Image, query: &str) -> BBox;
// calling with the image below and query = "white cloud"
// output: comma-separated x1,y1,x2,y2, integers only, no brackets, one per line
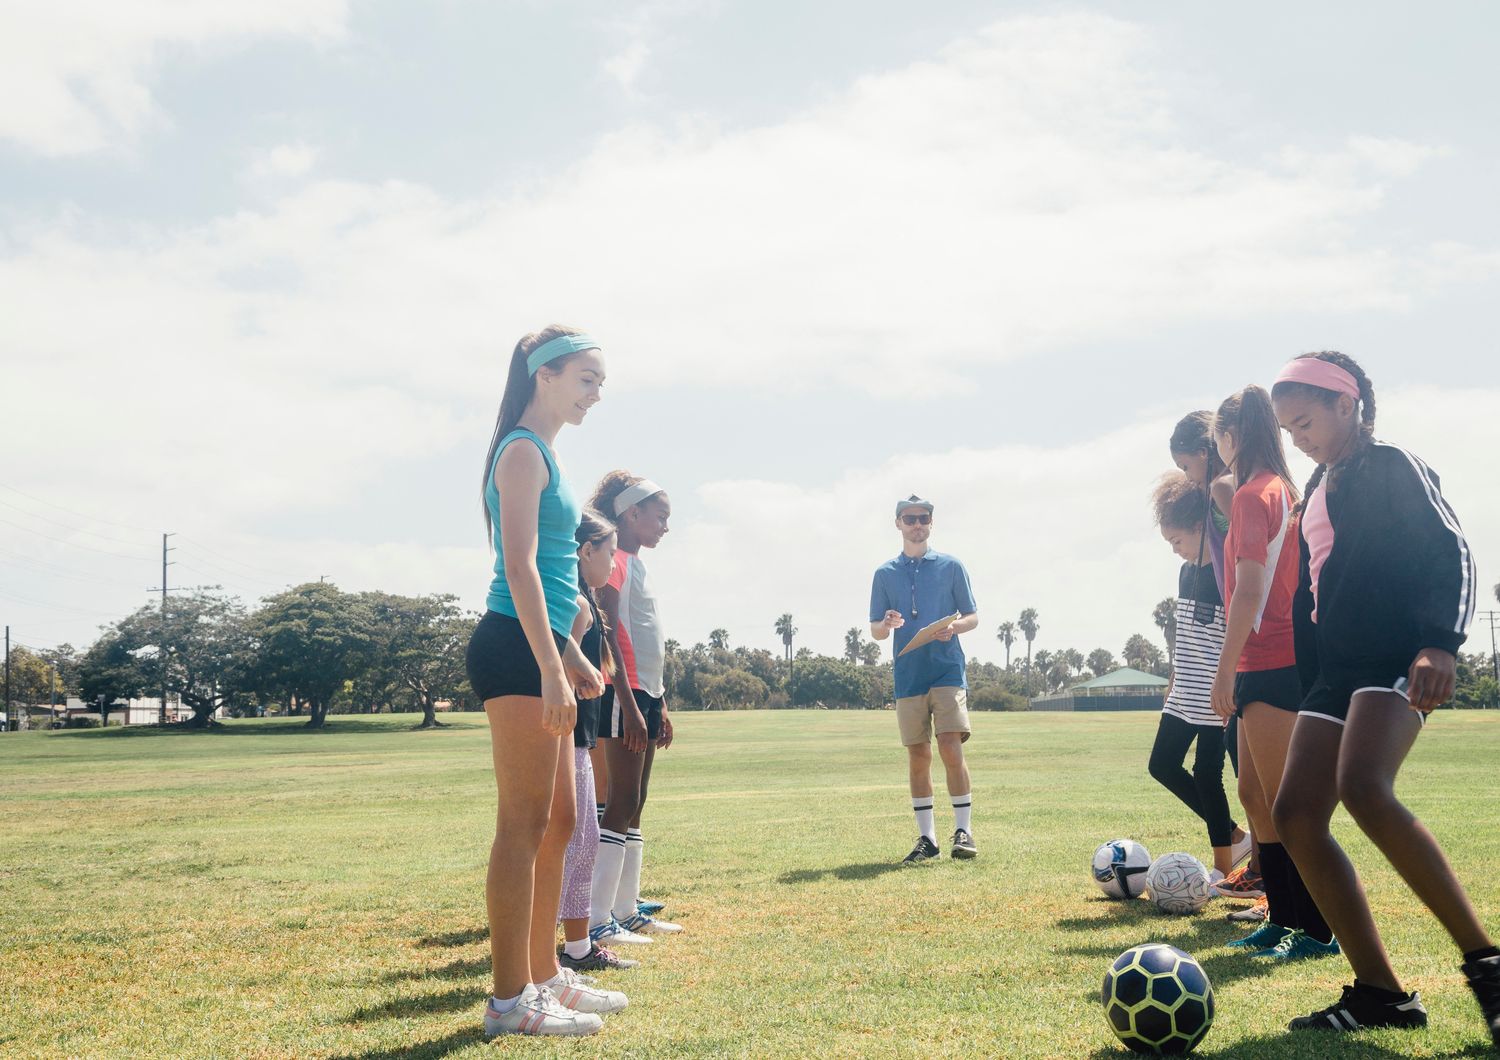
248,142,319,181
0,0,347,155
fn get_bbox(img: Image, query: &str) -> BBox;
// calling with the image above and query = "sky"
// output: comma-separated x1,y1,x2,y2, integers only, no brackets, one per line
2,0,1499,668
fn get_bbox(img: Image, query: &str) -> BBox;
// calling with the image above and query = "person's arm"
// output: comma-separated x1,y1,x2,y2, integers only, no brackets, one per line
597,582,648,753
933,613,979,641
870,572,902,641
496,442,574,736
564,596,603,700
932,561,978,642
1210,473,1235,521
657,693,673,750
1211,559,1265,723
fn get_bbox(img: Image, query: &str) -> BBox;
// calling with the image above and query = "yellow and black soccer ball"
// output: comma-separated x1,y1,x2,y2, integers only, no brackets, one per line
1101,943,1214,1054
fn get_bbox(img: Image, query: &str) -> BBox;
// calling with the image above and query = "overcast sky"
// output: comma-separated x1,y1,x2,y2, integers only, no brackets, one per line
3,1,1498,667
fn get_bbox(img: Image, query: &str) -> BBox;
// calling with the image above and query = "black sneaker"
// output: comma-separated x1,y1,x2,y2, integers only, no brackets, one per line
1462,953,1500,1048
950,828,978,860
901,835,940,865
1288,982,1428,1032
559,943,640,972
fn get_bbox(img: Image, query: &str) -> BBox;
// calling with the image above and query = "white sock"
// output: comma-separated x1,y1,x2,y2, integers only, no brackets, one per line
591,830,627,927
563,937,592,959
952,793,972,833
491,988,526,1013
613,829,644,922
912,798,936,843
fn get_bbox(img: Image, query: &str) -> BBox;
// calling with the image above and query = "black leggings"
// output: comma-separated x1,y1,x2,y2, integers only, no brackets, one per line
1148,713,1237,848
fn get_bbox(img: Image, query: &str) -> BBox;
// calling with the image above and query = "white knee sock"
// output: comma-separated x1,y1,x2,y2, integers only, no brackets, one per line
912,798,936,843
613,829,644,921
952,793,972,833
591,830,627,927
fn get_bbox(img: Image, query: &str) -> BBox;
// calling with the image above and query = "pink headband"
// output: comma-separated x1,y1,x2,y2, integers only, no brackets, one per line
1274,357,1360,401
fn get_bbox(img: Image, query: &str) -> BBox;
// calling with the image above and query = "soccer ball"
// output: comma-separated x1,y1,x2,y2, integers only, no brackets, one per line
1092,839,1152,899
1101,943,1214,1054
1146,853,1213,916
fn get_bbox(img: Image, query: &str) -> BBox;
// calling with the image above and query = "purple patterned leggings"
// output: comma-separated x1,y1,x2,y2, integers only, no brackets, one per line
558,747,599,922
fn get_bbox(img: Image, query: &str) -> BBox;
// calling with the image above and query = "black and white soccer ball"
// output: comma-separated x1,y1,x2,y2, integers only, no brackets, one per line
1092,838,1152,899
1101,943,1214,1054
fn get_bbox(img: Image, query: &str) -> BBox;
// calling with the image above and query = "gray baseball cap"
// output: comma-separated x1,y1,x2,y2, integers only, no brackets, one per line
895,494,934,517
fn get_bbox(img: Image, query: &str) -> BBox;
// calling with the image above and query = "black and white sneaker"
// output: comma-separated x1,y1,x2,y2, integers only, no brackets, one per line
1463,953,1500,1048
901,835,940,865
1288,982,1428,1033
950,828,978,860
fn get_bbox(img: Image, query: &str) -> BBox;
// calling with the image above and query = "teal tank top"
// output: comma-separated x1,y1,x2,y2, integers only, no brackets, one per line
485,429,583,636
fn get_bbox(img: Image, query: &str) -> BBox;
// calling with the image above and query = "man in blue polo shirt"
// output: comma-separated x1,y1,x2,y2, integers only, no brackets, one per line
870,495,980,865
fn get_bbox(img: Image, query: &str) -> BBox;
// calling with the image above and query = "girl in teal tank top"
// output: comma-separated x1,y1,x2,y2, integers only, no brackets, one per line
465,326,624,1035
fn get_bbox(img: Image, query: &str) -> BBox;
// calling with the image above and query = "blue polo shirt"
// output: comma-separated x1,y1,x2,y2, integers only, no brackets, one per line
869,549,977,699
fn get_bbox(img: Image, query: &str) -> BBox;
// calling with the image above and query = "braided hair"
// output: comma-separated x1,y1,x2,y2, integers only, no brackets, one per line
1271,350,1376,499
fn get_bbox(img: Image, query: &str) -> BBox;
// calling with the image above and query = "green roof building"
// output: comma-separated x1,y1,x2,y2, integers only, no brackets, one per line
1030,667,1168,712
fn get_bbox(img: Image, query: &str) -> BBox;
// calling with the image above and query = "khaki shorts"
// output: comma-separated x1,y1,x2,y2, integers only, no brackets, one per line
895,687,971,746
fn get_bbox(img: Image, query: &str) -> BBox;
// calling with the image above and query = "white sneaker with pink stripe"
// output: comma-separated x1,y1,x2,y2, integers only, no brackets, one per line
483,984,603,1038
545,967,629,1014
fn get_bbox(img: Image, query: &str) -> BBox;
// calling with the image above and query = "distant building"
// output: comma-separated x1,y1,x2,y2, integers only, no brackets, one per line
1029,667,1168,712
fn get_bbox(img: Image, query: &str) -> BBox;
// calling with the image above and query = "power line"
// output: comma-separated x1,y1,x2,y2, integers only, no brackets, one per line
0,549,149,591
173,534,300,581
0,481,154,533
0,587,136,618
0,515,153,559
173,552,285,590
0,497,156,549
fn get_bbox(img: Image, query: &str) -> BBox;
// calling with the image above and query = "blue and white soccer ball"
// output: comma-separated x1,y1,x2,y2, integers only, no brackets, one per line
1146,853,1213,916
1092,839,1152,899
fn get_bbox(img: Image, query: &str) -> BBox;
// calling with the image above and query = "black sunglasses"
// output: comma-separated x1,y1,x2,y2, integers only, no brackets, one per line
900,514,931,526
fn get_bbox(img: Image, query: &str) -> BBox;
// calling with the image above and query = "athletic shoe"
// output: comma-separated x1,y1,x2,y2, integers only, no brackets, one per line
619,911,683,935
1463,953,1500,1048
1226,922,1292,951
1229,831,1253,868
1288,982,1428,1032
483,984,603,1038
950,828,978,860
560,943,640,972
548,968,629,1015
1254,928,1341,962
1208,869,1226,889
1213,864,1265,900
1228,896,1270,923
636,899,665,916
902,835,940,865
589,917,653,946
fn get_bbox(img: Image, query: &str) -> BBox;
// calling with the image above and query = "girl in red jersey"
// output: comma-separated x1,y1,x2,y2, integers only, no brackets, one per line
1210,385,1336,962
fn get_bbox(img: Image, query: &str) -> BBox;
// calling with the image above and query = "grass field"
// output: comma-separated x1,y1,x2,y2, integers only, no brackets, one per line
2,709,1498,1059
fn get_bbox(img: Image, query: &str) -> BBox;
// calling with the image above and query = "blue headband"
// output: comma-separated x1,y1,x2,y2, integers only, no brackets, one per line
526,333,600,376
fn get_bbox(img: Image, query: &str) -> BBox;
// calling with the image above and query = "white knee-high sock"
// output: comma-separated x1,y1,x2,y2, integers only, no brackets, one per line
591,829,627,927
912,798,936,843
952,793,972,833
613,829,644,921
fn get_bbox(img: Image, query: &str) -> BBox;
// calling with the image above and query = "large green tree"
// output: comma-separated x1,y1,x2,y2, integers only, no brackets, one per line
249,582,377,728
114,592,254,727
77,631,150,725
381,592,474,727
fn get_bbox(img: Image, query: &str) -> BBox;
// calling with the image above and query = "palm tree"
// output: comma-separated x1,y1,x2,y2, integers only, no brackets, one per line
709,628,730,651
1123,633,1156,672
843,627,863,663
1153,598,1176,664
1018,608,1040,691
775,613,798,701
996,621,1016,669
1087,648,1116,678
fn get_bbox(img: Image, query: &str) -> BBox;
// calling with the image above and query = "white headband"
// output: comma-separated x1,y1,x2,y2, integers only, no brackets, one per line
613,479,664,517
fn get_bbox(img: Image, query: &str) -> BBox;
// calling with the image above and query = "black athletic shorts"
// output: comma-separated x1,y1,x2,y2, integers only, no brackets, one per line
1233,665,1303,716
1299,660,1425,727
465,610,568,702
601,687,663,741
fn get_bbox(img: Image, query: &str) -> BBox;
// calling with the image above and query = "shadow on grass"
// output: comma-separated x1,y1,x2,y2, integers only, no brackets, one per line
383,956,488,983
345,985,474,1023
778,861,905,884
51,718,409,738
329,1027,486,1060
1087,1031,1494,1059
1056,895,1229,931
417,926,488,948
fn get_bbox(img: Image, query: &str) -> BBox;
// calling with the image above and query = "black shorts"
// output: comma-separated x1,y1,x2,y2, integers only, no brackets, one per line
1299,660,1425,726
465,610,568,702
601,687,663,741
1233,665,1303,716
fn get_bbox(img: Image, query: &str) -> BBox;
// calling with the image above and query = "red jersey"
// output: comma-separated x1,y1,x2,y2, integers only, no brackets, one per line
1224,471,1300,672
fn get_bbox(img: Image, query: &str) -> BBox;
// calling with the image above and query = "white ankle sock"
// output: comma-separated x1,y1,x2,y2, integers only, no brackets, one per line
912,798,936,843
491,988,526,1013
952,793,972,833
563,937,592,959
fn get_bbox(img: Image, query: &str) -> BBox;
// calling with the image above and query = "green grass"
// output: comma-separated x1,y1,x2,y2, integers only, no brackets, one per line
2,710,1498,1058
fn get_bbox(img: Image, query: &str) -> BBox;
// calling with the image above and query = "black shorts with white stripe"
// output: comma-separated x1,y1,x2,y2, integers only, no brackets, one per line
1299,660,1427,726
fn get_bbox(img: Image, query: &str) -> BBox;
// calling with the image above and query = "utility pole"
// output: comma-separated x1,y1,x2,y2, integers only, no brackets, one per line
147,532,176,725
4,625,10,734
1481,610,1500,707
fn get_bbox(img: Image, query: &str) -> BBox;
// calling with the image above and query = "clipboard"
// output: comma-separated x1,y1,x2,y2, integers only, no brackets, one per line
897,612,961,657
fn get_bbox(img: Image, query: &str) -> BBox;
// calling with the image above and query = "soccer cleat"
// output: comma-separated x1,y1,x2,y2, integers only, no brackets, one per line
483,984,604,1038
1227,896,1269,923
1463,953,1500,1047
902,835,940,866
1213,864,1265,900
589,917,653,946
1226,921,1292,951
1229,831,1253,868
950,828,978,860
548,968,629,1015
560,943,640,972
1288,982,1428,1032
1254,928,1341,962
619,911,683,935
636,899,665,916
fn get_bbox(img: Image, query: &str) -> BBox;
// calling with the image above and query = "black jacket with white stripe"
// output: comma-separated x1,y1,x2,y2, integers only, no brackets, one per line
1293,440,1476,684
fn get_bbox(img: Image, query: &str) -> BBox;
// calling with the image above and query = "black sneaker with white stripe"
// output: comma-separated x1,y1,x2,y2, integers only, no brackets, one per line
1288,982,1428,1033
950,828,977,860
901,835,940,865
1464,954,1500,1047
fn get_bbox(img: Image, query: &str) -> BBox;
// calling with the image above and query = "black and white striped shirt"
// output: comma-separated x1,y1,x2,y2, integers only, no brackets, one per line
1165,563,1226,727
